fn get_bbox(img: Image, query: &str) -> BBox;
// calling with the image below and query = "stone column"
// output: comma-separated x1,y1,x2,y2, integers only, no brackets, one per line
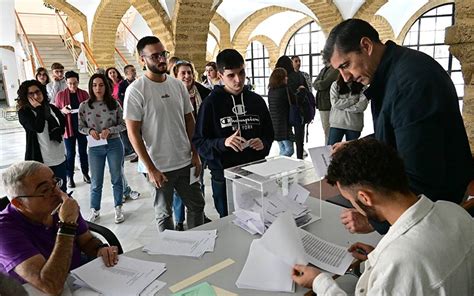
445,0,474,153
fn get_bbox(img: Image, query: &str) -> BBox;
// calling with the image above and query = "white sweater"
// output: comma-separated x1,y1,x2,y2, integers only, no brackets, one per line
329,81,368,131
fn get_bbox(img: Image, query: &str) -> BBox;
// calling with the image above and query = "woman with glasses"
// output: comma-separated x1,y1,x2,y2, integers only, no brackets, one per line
105,67,124,102
17,80,67,192
79,74,126,224
172,60,211,230
35,67,50,86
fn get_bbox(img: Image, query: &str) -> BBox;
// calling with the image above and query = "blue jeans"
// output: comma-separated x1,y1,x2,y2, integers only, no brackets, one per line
278,140,294,157
327,127,361,145
120,130,135,156
64,134,88,178
210,168,227,218
50,160,67,192
88,137,124,210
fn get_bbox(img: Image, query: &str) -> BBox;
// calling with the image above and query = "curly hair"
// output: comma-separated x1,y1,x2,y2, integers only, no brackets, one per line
326,138,410,195
16,80,48,110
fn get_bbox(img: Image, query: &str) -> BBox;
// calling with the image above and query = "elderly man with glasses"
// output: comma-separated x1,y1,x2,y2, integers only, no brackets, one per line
0,161,118,295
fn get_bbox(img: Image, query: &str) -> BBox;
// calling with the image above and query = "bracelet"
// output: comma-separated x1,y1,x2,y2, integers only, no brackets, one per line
57,232,75,238
57,220,78,230
57,227,76,236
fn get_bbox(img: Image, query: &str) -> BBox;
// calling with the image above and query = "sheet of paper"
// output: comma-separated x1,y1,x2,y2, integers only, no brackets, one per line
299,229,354,275
260,212,308,266
308,145,332,179
236,239,294,292
86,135,107,147
71,109,79,114
71,256,166,296
287,183,310,204
139,279,166,296
172,282,216,296
190,167,199,184
242,158,304,177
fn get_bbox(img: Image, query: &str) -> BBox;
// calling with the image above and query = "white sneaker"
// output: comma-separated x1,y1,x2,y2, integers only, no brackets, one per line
115,205,125,224
88,209,100,222
124,153,137,161
123,190,140,202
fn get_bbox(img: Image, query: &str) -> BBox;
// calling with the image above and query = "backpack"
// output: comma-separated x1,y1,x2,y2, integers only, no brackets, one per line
296,88,316,124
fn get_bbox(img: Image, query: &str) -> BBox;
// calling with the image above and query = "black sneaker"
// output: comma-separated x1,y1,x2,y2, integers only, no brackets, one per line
175,222,184,231
83,173,91,184
68,177,76,188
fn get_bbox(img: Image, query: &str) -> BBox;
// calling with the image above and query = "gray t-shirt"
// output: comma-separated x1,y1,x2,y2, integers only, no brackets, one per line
78,100,126,138
46,79,67,104
124,74,194,173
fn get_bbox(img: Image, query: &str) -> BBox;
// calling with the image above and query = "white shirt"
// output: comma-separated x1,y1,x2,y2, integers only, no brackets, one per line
46,79,66,104
313,195,474,295
34,109,66,166
123,74,194,173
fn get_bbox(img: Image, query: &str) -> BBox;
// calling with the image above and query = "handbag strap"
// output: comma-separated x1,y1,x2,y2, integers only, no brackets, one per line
286,87,292,105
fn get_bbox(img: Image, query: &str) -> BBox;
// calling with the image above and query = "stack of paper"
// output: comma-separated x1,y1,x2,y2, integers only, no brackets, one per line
71,256,166,296
236,213,307,292
143,229,217,258
233,183,313,235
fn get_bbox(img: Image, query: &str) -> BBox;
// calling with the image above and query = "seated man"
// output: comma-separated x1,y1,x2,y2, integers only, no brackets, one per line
0,161,119,295
292,138,473,295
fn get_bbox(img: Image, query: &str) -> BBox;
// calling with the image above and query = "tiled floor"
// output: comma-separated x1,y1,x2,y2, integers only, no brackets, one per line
0,108,375,252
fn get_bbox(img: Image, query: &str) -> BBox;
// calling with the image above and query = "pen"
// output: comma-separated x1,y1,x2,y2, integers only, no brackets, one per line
51,191,73,216
355,248,367,256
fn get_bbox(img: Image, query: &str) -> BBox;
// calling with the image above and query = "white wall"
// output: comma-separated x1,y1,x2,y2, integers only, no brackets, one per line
0,48,21,106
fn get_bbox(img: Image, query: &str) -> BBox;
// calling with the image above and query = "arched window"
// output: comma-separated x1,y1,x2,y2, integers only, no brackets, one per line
245,41,270,96
285,21,326,88
403,3,463,97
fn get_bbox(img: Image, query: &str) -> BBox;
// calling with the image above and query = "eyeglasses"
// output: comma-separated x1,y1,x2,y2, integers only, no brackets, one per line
14,177,63,199
28,89,42,97
141,51,170,61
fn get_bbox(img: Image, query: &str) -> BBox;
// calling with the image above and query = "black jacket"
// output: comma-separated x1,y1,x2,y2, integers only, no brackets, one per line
366,41,472,204
268,86,293,141
18,104,65,163
193,86,274,170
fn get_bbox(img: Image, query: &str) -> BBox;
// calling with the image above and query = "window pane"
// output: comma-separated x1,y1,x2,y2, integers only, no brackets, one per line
435,58,449,69
434,45,449,59
436,4,453,15
419,45,434,56
436,16,452,30
451,56,461,71
435,30,445,44
420,17,436,32
420,31,435,44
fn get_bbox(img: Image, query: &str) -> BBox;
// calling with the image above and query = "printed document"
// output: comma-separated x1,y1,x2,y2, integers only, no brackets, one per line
71,256,166,296
242,157,304,177
308,145,332,179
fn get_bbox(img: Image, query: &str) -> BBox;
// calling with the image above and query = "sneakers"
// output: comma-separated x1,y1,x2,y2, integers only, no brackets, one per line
123,190,140,202
68,177,76,188
83,173,91,184
88,209,100,222
124,153,137,161
115,205,125,224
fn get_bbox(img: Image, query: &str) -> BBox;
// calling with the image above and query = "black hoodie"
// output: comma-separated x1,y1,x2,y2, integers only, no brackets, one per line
193,86,274,170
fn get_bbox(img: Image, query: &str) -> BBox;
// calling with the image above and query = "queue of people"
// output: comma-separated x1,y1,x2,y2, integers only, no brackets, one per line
2,18,473,295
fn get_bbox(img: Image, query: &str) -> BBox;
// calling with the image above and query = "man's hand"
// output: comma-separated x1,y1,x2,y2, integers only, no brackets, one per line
348,242,374,261
331,141,349,154
97,246,119,267
28,97,42,108
191,152,202,177
89,129,100,140
100,128,110,139
58,192,79,224
292,264,321,288
248,138,264,151
340,208,374,234
148,168,168,189
224,129,247,152
61,106,71,114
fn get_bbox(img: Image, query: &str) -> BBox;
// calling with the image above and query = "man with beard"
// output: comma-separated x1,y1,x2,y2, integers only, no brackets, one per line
292,138,473,295
123,36,205,232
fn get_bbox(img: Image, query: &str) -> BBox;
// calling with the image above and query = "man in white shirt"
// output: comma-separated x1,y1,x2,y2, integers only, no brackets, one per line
46,63,67,104
123,36,204,231
292,138,473,295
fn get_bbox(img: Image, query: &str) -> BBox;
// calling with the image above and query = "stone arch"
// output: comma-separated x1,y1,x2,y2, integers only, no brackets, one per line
248,35,279,70
211,13,231,49
354,0,388,20
232,6,310,56
43,0,89,43
129,0,174,50
172,0,217,73
372,15,394,41
300,0,343,34
279,16,315,57
396,0,454,44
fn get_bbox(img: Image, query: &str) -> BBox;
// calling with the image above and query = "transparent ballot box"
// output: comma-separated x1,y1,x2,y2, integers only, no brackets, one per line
224,156,322,234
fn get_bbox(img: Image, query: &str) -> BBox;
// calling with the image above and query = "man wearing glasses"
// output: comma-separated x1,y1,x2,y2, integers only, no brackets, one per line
124,36,205,232
0,161,119,294
46,63,67,104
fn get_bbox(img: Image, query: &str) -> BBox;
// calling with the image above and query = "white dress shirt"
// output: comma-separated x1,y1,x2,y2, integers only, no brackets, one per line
312,195,474,295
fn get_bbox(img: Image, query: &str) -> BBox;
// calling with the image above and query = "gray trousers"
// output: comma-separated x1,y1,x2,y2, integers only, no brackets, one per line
150,164,205,231
319,110,330,144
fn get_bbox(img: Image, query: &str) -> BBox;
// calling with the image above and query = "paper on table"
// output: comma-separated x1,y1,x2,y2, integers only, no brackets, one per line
143,230,217,257
308,145,332,179
299,229,354,275
190,167,199,184
139,279,166,296
86,135,107,147
287,183,310,204
71,256,166,296
233,209,264,234
172,282,216,296
242,157,304,177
